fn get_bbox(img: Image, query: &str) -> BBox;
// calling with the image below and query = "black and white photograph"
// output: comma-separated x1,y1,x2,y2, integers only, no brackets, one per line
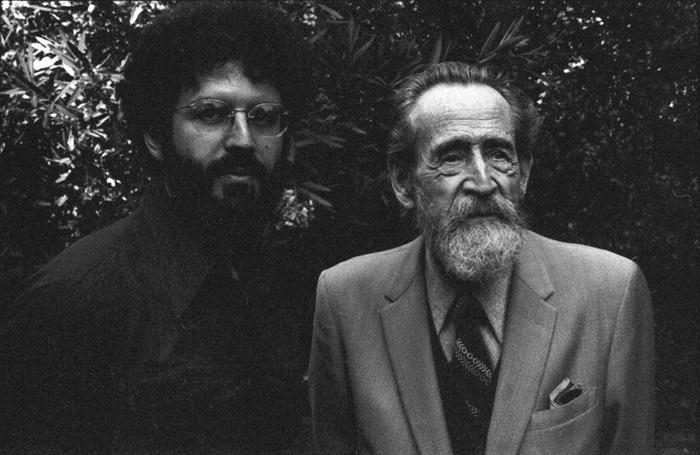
0,1,696,453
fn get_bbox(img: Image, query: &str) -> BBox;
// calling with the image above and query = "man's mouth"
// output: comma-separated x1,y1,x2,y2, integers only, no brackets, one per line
212,174,262,204
227,166,259,177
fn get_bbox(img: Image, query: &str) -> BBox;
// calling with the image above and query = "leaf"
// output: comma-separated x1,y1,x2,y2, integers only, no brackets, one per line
65,84,84,107
478,22,501,61
3,62,50,98
300,181,331,193
26,44,35,82
428,33,443,64
55,171,71,184
350,35,376,66
77,30,87,54
15,48,33,83
66,40,91,70
52,103,81,119
298,129,347,148
130,5,144,25
315,2,343,19
299,187,334,209
347,124,367,135
1,88,24,96
60,58,78,77
501,16,523,44
347,18,359,51
33,55,59,71
65,132,76,151
44,81,77,127
308,27,328,44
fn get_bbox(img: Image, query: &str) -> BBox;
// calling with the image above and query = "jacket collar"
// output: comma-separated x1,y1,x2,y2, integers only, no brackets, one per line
384,236,425,303
380,236,454,455
486,231,557,454
381,231,558,455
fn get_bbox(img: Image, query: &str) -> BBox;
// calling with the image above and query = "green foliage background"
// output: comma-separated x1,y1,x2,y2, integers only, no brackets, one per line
1,0,697,449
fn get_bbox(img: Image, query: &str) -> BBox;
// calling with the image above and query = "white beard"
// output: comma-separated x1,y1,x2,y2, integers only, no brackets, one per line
417,191,525,283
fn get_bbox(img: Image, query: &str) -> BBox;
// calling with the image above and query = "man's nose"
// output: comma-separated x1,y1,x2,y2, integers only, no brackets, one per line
461,152,497,195
223,111,255,149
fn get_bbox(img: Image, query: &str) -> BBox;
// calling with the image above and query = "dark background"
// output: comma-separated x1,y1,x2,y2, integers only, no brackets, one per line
1,1,697,452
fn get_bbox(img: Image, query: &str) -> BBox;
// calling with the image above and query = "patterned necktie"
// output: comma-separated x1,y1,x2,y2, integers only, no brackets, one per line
451,293,497,452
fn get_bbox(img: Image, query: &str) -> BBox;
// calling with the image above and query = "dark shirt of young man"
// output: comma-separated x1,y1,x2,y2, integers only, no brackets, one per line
0,2,316,453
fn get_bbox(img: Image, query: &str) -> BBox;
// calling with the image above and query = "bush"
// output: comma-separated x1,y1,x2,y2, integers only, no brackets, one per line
1,0,697,447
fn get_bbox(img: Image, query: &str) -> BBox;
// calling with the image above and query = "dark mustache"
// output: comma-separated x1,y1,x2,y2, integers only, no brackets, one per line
205,152,268,181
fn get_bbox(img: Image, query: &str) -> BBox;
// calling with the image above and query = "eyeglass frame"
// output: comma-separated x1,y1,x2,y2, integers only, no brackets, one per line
173,98,290,138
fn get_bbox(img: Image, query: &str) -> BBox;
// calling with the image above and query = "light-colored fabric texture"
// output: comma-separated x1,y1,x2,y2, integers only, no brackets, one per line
308,230,655,455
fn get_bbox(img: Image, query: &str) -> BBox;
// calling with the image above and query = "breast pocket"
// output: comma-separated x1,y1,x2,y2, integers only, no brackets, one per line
518,387,603,455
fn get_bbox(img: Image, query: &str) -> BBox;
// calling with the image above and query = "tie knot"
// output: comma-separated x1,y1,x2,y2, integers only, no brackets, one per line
453,292,489,331
454,291,480,315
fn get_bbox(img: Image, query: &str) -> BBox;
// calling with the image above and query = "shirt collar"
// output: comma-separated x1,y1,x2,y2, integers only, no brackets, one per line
424,243,512,344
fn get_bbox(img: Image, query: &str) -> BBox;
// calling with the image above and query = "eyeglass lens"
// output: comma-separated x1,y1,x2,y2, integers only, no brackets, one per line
186,100,287,136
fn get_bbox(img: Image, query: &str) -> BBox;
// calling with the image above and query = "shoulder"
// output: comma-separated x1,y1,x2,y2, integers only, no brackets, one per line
318,238,419,293
525,231,640,278
523,231,649,312
15,212,150,314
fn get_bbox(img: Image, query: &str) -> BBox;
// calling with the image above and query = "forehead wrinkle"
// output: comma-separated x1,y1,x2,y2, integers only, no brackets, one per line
413,83,514,126
410,85,515,156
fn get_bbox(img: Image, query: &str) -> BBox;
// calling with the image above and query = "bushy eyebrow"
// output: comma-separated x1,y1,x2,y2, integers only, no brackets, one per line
483,137,515,151
432,136,515,156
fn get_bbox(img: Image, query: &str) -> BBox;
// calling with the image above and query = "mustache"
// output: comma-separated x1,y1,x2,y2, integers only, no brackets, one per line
448,193,523,226
205,151,268,182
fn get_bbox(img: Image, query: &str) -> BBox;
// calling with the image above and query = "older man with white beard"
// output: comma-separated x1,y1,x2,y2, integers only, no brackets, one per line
308,62,655,455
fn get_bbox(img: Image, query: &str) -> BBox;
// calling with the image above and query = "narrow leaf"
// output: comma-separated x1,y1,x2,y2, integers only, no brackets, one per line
300,188,334,209
300,181,332,193
130,5,144,24
478,22,501,60
66,40,91,69
308,27,328,44
44,81,76,127
348,18,358,50
428,33,443,64
350,35,375,65
26,44,35,81
315,3,343,19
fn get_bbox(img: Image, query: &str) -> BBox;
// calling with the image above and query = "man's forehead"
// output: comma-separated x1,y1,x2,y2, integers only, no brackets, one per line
179,60,280,104
409,83,515,142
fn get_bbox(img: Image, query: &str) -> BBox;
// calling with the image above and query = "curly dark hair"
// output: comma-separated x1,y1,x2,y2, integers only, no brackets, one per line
387,62,542,183
118,1,313,155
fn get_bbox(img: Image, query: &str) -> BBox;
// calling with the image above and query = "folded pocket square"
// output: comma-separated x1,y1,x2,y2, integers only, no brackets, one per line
549,377,583,409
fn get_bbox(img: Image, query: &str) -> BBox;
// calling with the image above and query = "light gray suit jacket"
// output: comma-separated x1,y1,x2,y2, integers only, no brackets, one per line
308,231,654,454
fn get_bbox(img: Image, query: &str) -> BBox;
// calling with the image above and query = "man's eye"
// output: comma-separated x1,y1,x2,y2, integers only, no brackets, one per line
490,149,512,161
192,103,228,122
249,105,281,127
442,153,462,163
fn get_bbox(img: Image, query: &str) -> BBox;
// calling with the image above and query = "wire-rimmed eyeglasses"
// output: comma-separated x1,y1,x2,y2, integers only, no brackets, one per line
174,99,289,137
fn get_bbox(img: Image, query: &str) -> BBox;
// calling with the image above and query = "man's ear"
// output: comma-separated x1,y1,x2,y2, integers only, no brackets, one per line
143,132,165,162
390,167,415,210
518,155,533,194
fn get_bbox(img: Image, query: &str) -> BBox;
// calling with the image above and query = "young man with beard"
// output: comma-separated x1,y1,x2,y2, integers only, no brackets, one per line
1,2,315,452
308,62,655,454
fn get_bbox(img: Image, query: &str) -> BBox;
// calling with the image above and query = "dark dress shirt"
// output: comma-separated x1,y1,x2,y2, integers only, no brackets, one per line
1,182,314,453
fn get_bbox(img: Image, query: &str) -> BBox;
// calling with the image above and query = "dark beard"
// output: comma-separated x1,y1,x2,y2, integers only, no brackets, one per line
161,150,279,249
416,190,526,283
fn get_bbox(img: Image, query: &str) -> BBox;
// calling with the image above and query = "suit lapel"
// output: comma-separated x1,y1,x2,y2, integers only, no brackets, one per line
380,237,453,455
486,232,557,454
